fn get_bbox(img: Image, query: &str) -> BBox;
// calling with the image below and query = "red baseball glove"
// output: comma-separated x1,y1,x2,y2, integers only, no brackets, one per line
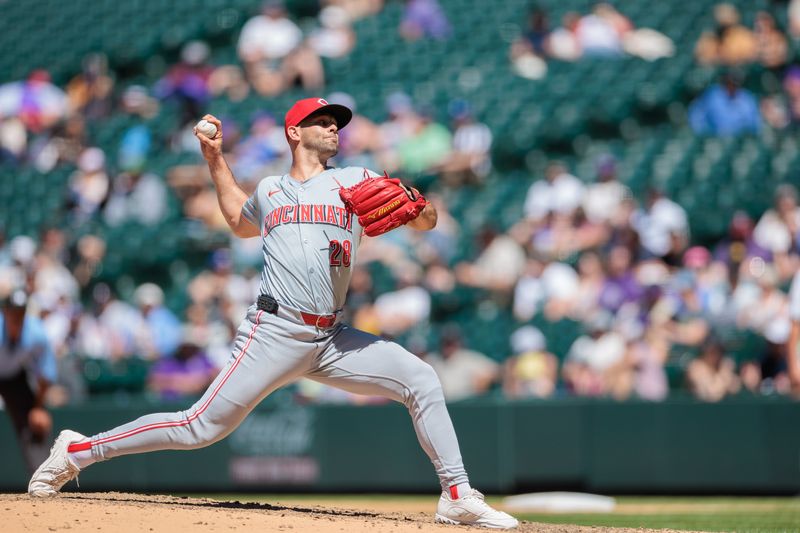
339,172,428,237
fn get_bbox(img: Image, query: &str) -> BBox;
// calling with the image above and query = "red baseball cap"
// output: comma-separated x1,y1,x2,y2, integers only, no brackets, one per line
284,97,352,135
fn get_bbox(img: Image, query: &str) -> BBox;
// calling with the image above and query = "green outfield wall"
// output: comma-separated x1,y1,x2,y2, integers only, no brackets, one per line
2,397,798,494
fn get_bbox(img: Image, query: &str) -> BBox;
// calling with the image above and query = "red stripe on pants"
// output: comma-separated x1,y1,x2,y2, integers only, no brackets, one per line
85,310,263,449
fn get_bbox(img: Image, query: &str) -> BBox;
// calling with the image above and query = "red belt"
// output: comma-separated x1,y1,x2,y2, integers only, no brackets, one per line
300,312,338,328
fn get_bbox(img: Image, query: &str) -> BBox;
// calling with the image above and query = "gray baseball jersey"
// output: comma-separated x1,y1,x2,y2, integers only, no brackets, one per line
241,166,369,314
71,166,470,493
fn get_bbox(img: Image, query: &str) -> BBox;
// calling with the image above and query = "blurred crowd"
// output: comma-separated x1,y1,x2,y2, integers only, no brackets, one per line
2,0,800,410
509,2,675,80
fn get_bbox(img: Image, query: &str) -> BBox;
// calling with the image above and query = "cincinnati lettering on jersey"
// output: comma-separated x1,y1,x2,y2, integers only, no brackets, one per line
263,204,353,235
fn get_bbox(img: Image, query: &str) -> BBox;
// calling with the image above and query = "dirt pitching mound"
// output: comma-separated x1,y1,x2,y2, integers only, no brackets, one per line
2,492,695,532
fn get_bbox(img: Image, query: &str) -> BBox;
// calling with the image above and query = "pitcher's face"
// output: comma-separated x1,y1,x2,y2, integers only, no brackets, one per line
299,113,339,158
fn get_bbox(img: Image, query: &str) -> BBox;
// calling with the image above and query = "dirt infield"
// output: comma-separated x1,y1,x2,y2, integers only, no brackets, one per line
0,492,700,533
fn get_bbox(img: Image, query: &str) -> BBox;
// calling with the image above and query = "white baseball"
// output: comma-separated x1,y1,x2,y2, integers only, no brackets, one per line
196,119,218,138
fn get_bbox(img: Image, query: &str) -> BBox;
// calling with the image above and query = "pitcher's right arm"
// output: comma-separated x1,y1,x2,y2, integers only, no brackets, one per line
195,114,259,238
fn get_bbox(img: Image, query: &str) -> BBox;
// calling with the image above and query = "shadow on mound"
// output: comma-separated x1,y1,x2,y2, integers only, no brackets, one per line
63,493,391,520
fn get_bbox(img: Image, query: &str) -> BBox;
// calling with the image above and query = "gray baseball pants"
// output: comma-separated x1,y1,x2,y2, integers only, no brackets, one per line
83,306,469,490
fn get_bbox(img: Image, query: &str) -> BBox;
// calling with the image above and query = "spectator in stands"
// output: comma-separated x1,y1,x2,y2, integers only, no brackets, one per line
523,161,585,224
503,325,558,399
4,236,36,291
754,11,789,71
456,225,526,294
655,272,710,348
411,193,459,267
66,147,110,223
132,283,182,361
117,118,151,172
326,92,382,169
71,235,106,289
395,106,452,177
182,301,236,370
168,165,230,231
598,245,643,315
752,184,800,281
238,0,302,64
582,154,628,225
681,245,730,321
208,64,251,103
31,247,79,307
228,1,324,93
435,100,493,186
689,71,762,136
400,0,451,41
575,3,627,58
686,336,741,401
426,326,499,401
514,256,581,322
631,189,689,265
0,70,67,134
147,333,217,401
65,54,114,121
0,116,27,165
540,258,583,320
571,250,605,321
510,8,549,80
377,92,418,169
26,114,87,173
281,41,326,92
103,169,168,227
231,112,289,182
713,211,769,281
563,312,631,398
154,41,215,124
323,0,384,21
695,3,757,66
548,12,582,61
370,268,431,337
309,5,356,59
75,283,141,361
528,207,608,262
47,115,88,170
188,248,254,323
119,85,159,119
628,327,669,401
0,289,56,473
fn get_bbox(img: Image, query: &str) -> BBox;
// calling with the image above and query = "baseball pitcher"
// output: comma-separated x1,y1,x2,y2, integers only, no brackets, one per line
28,97,518,529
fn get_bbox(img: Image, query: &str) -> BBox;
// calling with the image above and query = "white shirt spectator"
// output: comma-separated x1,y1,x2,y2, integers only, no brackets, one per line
576,13,622,56
583,181,627,224
567,331,626,371
33,257,79,302
632,197,688,257
753,208,800,254
103,172,167,227
513,274,545,321
308,6,355,58
238,13,302,61
76,300,143,359
473,235,526,285
548,27,582,61
524,171,585,221
374,285,431,335
453,122,492,154
541,261,580,302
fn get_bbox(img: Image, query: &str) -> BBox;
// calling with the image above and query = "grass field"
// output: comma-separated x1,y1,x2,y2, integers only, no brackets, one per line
196,494,800,533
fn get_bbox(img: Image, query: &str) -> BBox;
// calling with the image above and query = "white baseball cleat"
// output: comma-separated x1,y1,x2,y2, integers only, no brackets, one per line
28,429,86,497
435,488,519,529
